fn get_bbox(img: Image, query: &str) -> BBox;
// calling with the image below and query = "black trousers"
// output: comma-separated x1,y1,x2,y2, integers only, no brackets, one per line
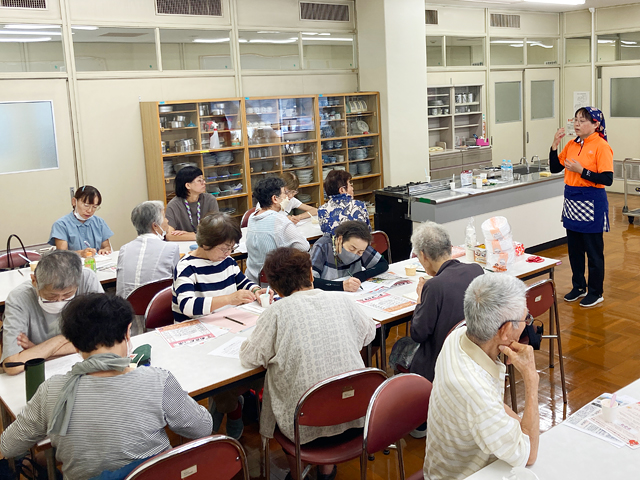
566,228,605,296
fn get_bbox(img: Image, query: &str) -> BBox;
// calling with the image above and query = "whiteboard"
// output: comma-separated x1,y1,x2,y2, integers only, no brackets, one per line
0,101,59,175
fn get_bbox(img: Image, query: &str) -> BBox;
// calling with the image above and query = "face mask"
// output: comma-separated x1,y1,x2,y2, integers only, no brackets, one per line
127,338,134,360
279,197,291,213
337,249,361,265
73,208,86,222
38,293,75,315
154,225,166,240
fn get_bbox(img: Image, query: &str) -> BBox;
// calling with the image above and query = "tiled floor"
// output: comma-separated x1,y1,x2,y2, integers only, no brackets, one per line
236,192,640,479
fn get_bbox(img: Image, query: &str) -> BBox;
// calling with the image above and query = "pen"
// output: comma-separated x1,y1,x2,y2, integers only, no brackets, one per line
347,271,363,290
83,241,92,249
224,316,245,326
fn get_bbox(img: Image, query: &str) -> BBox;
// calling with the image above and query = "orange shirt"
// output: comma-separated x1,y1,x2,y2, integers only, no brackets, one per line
558,132,613,188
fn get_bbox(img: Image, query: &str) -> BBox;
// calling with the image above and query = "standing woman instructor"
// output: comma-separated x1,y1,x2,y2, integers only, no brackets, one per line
550,107,613,308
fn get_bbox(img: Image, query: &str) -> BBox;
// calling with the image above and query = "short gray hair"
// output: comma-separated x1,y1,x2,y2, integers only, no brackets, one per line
131,201,164,235
464,273,527,344
35,250,83,291
411,221,452,261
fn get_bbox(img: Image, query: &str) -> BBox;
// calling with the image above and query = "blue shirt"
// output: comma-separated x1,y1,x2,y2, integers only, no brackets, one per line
48,212,114,251
317,194,371,235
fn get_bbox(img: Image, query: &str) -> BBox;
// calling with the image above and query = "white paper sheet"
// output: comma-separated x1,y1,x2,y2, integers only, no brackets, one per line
207,336,247,359
45,353,83,379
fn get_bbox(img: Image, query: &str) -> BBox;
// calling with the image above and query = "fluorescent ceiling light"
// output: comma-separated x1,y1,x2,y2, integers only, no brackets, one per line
249,38,297,43
301,37,353,42
193,38,230,43
524,0,585,4
4,24,59,29
318,33,331,36
0,30,62,36
491,40,523,44
256,31,280,34
302,32,318,35
71,26,98,31
0,36,51,42
621,40,637,45
597,39,616,44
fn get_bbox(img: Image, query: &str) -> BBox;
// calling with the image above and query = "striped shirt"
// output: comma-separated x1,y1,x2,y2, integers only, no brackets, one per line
0,367,212,480
172,254,256,322
245,209,310,284
424,326,530,480
310,234,383,280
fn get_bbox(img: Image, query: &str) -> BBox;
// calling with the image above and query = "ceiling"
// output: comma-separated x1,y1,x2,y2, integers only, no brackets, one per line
427,0,640,14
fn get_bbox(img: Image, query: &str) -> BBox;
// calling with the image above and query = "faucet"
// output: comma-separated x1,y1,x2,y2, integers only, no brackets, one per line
519,156,530,174
531,155,540,172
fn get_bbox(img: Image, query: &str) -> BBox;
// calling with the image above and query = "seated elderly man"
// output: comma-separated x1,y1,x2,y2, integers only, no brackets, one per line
116,200,180,299
1,250,103,375
408,221,483,437
424,273,539,480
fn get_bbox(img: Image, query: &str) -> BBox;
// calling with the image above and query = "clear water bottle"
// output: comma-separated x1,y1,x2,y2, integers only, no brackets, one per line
506,159,514,181
501,159,507,180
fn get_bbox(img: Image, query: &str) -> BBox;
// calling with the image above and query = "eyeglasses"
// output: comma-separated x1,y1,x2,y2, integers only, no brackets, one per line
501,312,534,329
572,118,592,125
79,201,101,212
216,243,239,254
285,189,298,196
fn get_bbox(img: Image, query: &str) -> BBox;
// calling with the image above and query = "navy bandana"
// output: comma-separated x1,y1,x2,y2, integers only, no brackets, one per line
574,106,607,143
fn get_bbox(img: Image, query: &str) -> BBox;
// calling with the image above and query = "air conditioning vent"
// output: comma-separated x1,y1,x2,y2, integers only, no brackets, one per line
300,2,350,22
156,0,222,16
490,13,520,28
425,10,438,25
1,0,46,8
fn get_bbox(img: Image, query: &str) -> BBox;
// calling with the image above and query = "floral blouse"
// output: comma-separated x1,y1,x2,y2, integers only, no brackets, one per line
317,194,371,235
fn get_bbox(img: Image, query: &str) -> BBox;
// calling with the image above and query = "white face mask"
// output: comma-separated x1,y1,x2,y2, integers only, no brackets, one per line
38,293,75,315
279,196,291,213
73,208,86,222
127,338,134,360
154,224,166,240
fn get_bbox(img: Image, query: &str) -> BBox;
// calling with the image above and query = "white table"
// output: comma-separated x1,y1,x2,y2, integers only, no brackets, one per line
466,378,640,479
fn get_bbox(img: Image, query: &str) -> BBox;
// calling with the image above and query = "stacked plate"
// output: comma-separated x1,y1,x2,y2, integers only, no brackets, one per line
291,155,310,168
217,151,234,165
333,166,346,171
323,167,333,180
348,163,358,176
282,160,293,169
203,154,217,167
357,162,372,175
252,161,264,172
296,169,314,185
163,160,174,176
221,207,237,215
297,193,312,203
350,148,367,160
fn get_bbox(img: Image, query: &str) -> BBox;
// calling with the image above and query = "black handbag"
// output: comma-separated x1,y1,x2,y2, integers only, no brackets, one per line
520,319,544,350
1,234,29,271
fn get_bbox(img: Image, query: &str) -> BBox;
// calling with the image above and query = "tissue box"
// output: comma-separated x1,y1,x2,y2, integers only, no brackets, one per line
476,138,490,146
474,245,486,264
514,241,525,256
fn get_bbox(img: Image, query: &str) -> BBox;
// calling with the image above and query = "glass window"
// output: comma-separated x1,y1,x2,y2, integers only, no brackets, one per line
495,81,521,123
598,32,640,62
160,29,232,71
530,80,554,120
446,36,484,67
527,38,558,65
619,32,640,61
426,36,443,67
566,36,590,64
302,32,355,69
490,38,524,66
0,101,58,174
597,34,617,62
611,77,640,117
239,31,299,70
0,24,65,73
72,27,157,72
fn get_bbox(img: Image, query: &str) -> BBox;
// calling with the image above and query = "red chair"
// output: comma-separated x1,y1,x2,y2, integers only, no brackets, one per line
506,279,567,413
362,374,432,480
241,207,256,228
264,368,387,480
125,435,249,480
144,286,174,330
0,251,41,270
259,268,268,285
370,231,392,264
126,278,173,316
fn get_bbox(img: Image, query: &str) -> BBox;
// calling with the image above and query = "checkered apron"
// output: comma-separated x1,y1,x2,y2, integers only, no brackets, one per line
562,185,610,233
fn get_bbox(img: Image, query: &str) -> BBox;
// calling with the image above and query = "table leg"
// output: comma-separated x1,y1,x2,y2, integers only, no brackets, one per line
379,324,387,372
367,343,372,367
45,447,57,480
549,267,555,368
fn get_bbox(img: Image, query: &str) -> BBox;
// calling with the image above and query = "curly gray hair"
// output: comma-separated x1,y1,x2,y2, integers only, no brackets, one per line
410,221,452,261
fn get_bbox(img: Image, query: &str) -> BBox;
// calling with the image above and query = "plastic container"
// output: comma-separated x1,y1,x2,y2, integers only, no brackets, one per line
481,216,512,240
84,255,96,272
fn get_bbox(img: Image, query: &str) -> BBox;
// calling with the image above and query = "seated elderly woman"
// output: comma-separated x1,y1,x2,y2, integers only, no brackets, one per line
317,170,370,235
172,212,267,439
424,274,540,479
245,177,310,284
310,220,388,292
116,200,180,299
240,247,376,480
0,294,212,480
1,250,103,375
407,221,483,437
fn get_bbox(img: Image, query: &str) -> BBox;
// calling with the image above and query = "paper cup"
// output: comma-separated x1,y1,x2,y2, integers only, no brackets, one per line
30,261,38,272
601,398,618,422
405,266,417,276
260,293,270,308
476,178,483,189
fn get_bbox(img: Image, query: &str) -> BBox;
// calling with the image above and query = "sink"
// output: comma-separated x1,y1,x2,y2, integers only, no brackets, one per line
511,163,548,175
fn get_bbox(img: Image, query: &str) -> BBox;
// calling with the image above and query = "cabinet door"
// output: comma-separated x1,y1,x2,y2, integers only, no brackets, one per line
490,70,524,163
602,65,640,159
524,68,560,161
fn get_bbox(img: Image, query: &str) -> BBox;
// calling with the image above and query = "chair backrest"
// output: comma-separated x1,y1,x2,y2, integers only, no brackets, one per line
144,286,174,330
241,207,256,228
363,374,432,454
294,368,387,432
0,251,41,269
526,279,556,318
370,231,392,263
126,278,173,316
125,435,249,480
259,268,268,285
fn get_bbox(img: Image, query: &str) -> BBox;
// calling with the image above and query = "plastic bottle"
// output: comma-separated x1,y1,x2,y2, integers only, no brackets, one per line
84,254,96,272
501,159,507,180
465,218,477,261
506,159,513,181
